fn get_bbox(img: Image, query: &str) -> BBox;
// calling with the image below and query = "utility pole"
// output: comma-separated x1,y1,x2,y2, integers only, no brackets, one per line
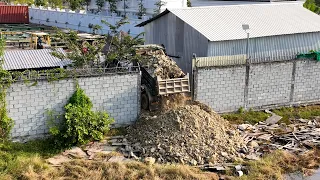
242,24,250,110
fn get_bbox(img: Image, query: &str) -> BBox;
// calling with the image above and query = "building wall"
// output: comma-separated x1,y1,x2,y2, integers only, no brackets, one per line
194,59,320,112
29,7,145,36
144,12,208,74
207,32,320,61
6,73,140,140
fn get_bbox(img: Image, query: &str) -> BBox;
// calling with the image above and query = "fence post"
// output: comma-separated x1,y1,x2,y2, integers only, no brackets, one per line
244,57,250,110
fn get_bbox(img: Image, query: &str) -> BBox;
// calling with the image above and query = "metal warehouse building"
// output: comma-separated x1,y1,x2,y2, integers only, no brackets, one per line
137,3,320,74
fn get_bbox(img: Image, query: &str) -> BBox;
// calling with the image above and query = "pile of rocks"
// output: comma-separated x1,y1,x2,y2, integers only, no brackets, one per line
126,102,248,166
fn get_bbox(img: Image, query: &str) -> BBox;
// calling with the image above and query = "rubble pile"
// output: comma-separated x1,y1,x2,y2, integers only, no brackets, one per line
136,45,185,79
126,102,248,165
238,116,320,155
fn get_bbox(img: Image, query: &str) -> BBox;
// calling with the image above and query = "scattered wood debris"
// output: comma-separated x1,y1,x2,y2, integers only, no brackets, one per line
238,116,320,154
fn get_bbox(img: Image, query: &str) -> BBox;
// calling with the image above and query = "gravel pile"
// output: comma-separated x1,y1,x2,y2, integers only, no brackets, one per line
127,102,247,165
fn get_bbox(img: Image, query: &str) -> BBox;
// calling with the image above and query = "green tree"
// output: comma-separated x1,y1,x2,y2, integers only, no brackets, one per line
48,86,114,146
187,0,191,7
0,36,14,141
107,0,117,13
51,30,105,68
154,0,166,15
52,18,144,68
68,0,84,10
95,0,105,12
304,0,320,14
48,0,63,8
101,17,145,64
34,0,48,6
137,0,146,19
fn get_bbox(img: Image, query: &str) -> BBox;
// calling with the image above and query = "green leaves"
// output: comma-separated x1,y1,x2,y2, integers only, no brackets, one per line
304,0,320,14
48,86,114,147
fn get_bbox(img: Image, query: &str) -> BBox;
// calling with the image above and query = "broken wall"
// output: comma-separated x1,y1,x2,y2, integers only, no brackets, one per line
194,59,320,112
7,73,140,140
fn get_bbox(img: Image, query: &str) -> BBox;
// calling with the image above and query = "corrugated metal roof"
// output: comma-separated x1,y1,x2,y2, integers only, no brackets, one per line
3,48,71,70
138,3,320,41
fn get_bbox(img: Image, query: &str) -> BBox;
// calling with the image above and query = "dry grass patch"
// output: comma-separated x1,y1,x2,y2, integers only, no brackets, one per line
233,149,320,180
24,160,219,180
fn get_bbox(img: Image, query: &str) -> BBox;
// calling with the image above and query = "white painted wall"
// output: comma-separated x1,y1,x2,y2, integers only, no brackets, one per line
29,7,147,36
88,0,186,15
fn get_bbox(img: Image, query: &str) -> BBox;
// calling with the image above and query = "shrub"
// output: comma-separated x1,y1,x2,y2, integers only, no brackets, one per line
49,86,114,147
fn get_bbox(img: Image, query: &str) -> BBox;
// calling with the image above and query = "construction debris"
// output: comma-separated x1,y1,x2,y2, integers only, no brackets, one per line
136,45,185,79
126,101,248,165
265,109,282,125
238,117,320,154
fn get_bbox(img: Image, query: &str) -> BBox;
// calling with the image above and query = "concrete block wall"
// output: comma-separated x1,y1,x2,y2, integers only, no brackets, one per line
194,59,320,112
294,60,320,102
248,62,292,107
195,66,246,112
6,73,140,140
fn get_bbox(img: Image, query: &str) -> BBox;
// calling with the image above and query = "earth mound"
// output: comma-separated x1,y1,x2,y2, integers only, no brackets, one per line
127,102,247,165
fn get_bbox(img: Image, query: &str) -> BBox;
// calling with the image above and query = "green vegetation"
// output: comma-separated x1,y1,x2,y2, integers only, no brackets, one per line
223,105,320,125
0,139,63,179
48,85,114,147
304,0,320,14
0,37,14,141
272,105,320,124
52,17,144,68
222,108,270,125
187,0,191,7
0,139,219,180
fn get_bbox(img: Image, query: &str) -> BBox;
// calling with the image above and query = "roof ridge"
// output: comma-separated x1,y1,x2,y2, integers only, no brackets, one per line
168,2,300,10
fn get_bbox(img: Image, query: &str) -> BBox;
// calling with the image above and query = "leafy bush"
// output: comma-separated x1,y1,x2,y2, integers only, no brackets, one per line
49,86,114,147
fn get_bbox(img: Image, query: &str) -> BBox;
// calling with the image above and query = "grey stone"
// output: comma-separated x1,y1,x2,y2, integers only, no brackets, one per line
220,152,228,157
144,157,156,165
190,159,197,166
238,124,251,131
108,156,127,162
246,154,260,160
248,141,259,148
265,114,282,125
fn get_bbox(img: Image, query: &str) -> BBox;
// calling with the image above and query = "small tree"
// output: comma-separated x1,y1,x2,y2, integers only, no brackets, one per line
107,0,117,13
51,29,104,68
154,0,166,15
101,17,145,65
137,0,146,19
187,0,191,7
48,86,114,146
95,0,105,12
48,0,63,8
0,36,14,141
68,0,84,11
34,0,48,6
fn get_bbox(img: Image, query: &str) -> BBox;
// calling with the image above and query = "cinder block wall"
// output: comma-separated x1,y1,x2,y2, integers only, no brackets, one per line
195,66,245,112
248,62,293,107
194,59,320,112
294,60,320,102
6,73,140,140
